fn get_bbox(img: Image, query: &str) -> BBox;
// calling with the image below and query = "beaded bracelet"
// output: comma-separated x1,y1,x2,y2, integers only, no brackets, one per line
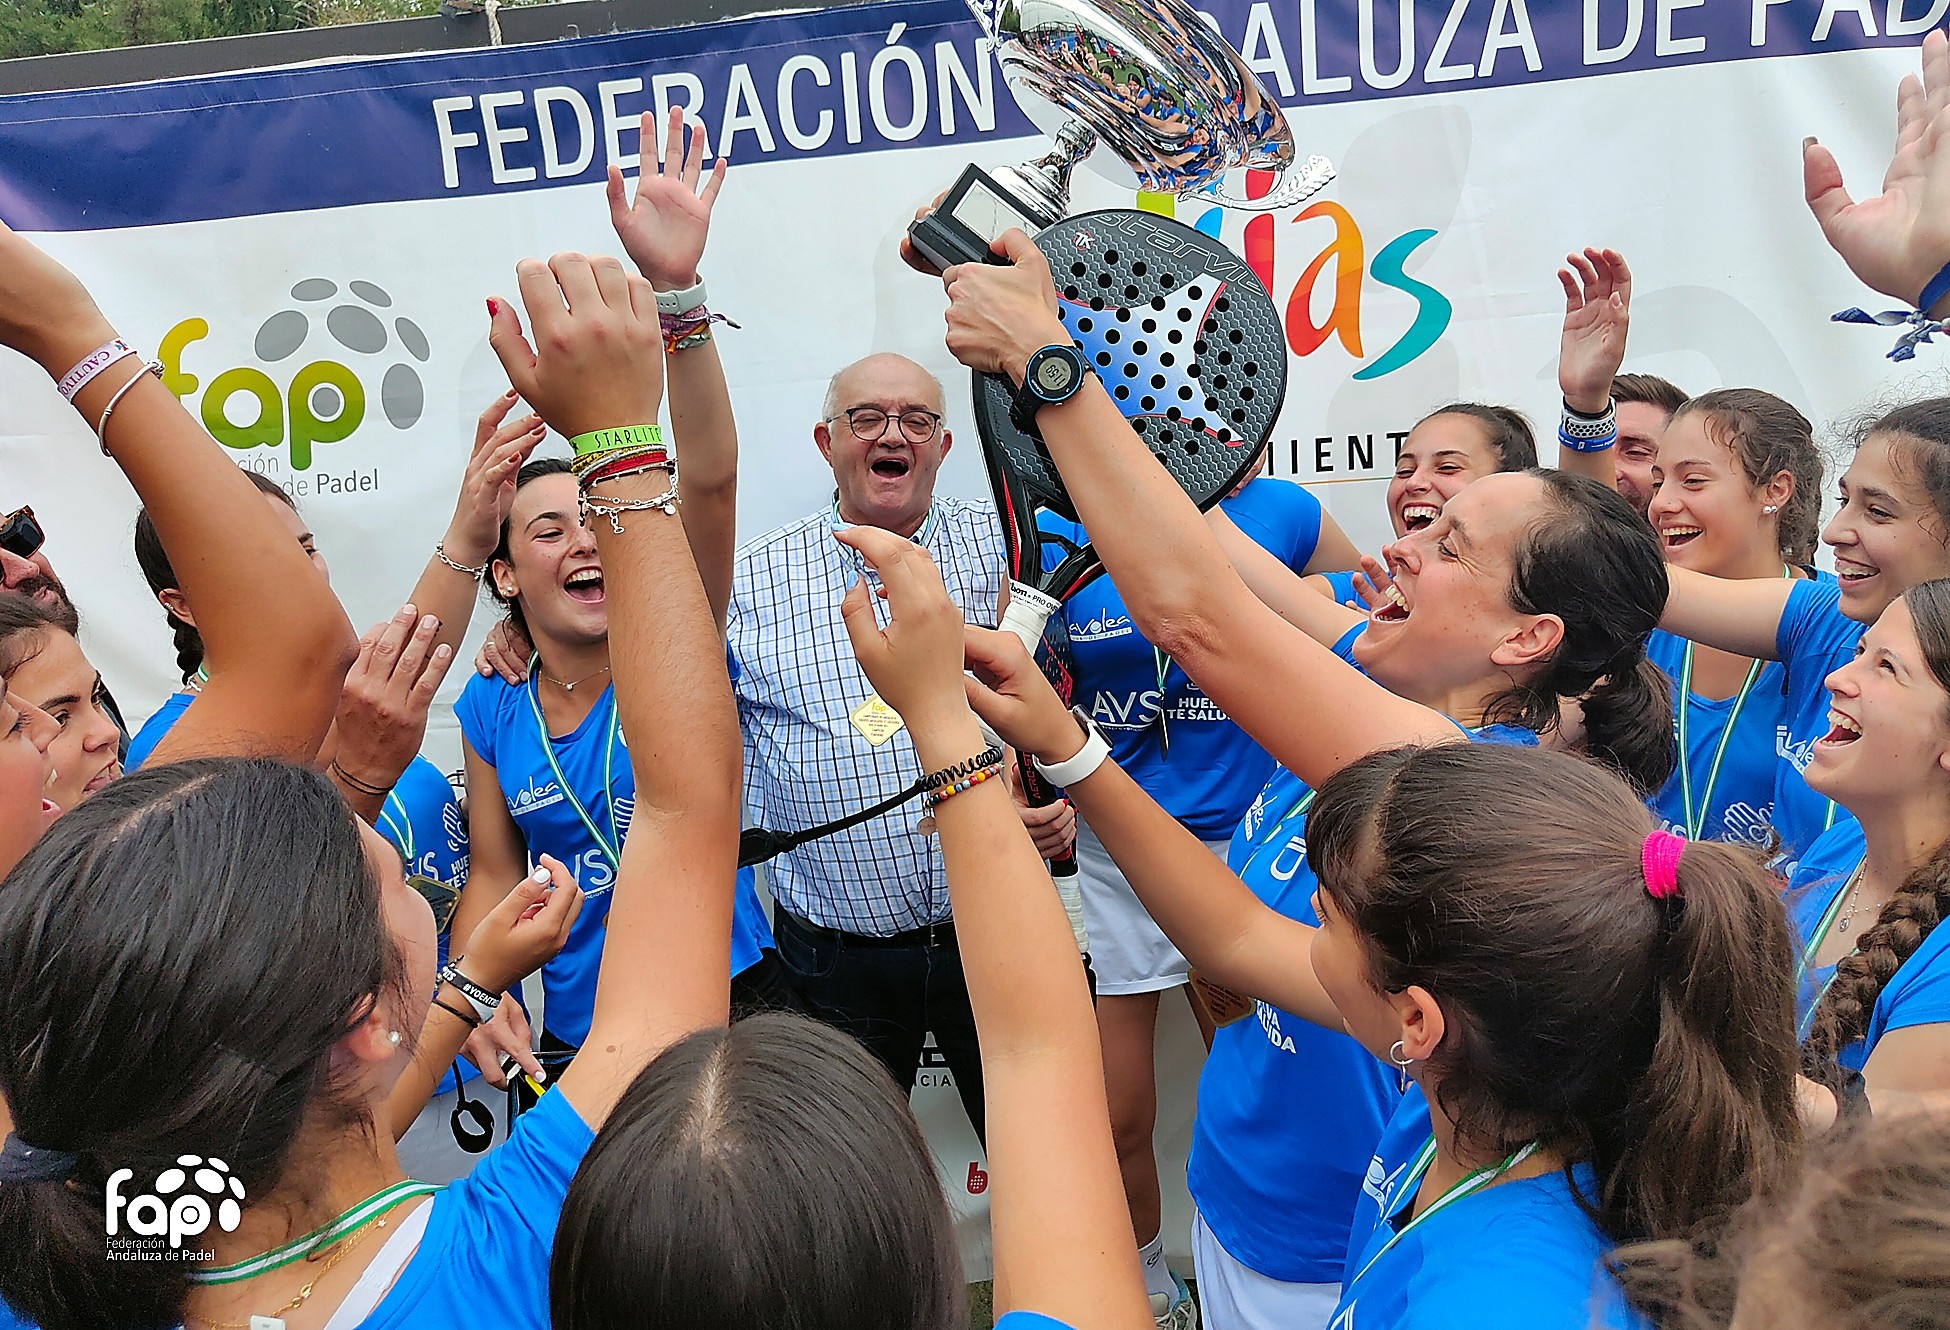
915,763,1004,834
920,744,1004,792
572,443,671,487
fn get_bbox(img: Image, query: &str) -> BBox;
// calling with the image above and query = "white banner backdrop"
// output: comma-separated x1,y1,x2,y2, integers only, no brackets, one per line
4,0,1949,1281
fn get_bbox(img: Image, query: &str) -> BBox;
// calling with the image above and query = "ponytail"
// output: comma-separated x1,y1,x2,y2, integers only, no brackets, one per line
1576,653,1677,798
132,470,295,685
1309,745,1800,1258
1803,845,1950,1068
1611,838,1802,1241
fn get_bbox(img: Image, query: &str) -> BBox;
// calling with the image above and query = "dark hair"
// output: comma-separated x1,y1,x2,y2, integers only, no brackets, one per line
1308,744,1801,1257
1671,389,1824,565
1856,396,1950,545
551,1012,965,1330
487,458,575,643
0,758,407,1330
1613,374,1689,417
1483,470,1676,795
1420,402,1538,472
1803,577,1950,1068
0,595,65,681
1641,1112,1950,1330
133,470,296,684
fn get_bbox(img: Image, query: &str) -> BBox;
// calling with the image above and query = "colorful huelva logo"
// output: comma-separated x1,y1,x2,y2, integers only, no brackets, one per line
159,279,430,470
1138,171,1451,381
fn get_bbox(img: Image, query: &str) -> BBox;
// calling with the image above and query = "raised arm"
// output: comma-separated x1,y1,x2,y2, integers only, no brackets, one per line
1553,246,1630,491
1303,506,1363,577
1661,565,1796,661
1208,508,1364,647
488,251,739,1128
939,233,1456,787
964,626,1341,1031
608,108,739,628
836,523,1150,1330
0,223,356,764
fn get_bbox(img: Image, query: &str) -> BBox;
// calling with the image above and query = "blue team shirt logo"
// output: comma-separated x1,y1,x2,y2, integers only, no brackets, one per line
1090,690,1164,731
1255,1001,1297,1054
442,800,467,853
510,777,565,814
1776,725,1817,773
1071,611,1135,642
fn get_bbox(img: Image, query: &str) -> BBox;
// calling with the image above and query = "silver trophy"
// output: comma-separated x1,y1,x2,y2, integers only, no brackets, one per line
907,0,1336,270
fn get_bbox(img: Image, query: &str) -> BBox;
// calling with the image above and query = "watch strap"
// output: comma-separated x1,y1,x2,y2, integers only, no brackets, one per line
655,278,707,315
1033,706,1112,786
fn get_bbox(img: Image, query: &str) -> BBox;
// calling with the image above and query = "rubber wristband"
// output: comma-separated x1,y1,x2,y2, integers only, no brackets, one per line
1033,707,1112,786
57,338,134,401
1919,260,1950,315
570,424,664,458
438,961,501,1024
655,277,707,316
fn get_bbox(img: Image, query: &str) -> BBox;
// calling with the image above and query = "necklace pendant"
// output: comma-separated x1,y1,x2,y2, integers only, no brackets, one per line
1839,917,1852,934
916,814,936,836
563,681,575,692
250,1318,287,1330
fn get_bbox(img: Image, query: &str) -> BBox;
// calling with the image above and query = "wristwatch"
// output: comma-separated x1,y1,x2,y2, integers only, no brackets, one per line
1033,705,1112,787
1009,343,1093,439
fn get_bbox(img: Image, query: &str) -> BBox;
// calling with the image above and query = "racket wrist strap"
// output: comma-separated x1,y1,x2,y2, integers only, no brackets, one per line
1034,706,1111,787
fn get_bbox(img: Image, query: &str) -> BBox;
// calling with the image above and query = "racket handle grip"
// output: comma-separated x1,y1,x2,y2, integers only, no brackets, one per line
1000,584,1061,654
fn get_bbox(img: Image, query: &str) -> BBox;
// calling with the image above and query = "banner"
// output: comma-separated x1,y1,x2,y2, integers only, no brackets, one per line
4,0,1948,1280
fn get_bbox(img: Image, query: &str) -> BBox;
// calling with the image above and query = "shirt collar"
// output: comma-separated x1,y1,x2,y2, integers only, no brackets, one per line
827,497,939,548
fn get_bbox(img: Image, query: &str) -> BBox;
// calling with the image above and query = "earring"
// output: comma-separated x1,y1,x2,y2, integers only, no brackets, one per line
1762,504,1779,515
1388,1039,1414,1093
387,1030,402,1048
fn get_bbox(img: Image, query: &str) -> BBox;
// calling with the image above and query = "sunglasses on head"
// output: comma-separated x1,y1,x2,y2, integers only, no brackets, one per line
0,507,43,562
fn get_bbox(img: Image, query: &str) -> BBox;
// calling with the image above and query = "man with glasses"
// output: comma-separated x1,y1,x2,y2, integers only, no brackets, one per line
0,505,128,750
728,352,1074,1144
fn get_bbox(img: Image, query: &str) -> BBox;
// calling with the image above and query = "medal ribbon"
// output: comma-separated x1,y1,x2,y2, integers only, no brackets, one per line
526,661,622,871
187,1179,440,1285
377,790,414,866
1345,1137,1539,1292
1792,859,1865,1042
1675,567,1790,839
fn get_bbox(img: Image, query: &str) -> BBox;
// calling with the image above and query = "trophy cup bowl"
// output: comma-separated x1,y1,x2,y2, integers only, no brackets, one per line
905,0,1335,271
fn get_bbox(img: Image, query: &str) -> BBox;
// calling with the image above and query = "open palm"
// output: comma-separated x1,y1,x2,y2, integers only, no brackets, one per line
1557,247,1630,413
607,106,727,291
1805,30,1950,310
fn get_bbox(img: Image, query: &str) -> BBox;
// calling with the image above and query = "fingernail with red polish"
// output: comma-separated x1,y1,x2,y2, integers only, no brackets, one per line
486,297,500,316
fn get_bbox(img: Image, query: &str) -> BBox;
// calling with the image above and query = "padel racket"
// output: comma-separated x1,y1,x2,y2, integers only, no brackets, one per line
975,208,1288,900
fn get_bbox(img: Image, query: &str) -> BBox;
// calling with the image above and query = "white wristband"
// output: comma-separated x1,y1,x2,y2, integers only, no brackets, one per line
656,277,707,316
57,338,134,401
1033,707,1111,787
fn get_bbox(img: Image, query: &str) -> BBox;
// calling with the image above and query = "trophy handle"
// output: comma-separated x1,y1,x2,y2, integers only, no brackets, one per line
1205,154,1337,213
966,0,1001,42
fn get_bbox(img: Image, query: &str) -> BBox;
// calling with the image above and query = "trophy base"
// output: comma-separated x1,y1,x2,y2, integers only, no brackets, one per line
907,163,1048,271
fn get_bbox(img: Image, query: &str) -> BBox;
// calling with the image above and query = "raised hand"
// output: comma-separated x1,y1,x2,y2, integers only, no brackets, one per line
835,525,972,730
486,253,664,440
607,107,726,291
475,617,535,684
963,626,1088,765
941,229,1071,383
1805,30,1950,312
332,605,456,793
1557,247,1631,415
443,390,545,572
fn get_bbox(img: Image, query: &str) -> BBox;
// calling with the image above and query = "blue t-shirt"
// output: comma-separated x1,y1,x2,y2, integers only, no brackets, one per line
1645,629,1793,850
1039,477,1324,839
455,672,772,1046
1787,817,1950,1068
124,689,193,770
1335,1085,1644,1330
1768,578,1862,873
994,1317,1076,1330
360,1085,592,1326
1186,626,1535,1284
1318,567,1364,608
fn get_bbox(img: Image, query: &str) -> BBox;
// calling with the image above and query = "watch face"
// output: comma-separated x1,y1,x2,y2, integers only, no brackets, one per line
1033,352,1077,398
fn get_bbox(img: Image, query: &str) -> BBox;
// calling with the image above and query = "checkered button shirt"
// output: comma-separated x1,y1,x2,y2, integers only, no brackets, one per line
729,497,1005,935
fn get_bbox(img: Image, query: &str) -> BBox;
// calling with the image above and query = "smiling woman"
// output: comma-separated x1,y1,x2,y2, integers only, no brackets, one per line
2,616,121,814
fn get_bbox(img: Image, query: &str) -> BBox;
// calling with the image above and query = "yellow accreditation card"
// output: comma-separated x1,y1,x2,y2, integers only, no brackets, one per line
849,694,906,746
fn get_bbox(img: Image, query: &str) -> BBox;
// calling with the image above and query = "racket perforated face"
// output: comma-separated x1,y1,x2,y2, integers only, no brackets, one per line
973,208,1288,535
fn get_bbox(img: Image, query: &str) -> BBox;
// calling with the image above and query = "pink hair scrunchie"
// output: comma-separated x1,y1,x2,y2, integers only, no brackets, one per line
1641,829,1686,900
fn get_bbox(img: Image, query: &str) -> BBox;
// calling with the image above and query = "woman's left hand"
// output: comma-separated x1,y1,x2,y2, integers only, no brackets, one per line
607,107,727,291
486,253,664,440
835,525,973,731
941,229,1071,384
332,605,456,791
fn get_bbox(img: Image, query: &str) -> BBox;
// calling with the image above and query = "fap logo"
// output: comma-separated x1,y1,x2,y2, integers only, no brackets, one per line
106,1155,246,1254
159,278,431,471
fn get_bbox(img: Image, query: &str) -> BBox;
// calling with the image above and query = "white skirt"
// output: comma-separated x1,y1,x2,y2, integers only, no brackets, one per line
1191,1205,1342,1330
1074,816,1230,995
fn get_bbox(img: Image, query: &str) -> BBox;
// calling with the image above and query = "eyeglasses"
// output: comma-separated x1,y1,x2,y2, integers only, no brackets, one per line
410,873,460,934
828,406,944,444
0,507,43,561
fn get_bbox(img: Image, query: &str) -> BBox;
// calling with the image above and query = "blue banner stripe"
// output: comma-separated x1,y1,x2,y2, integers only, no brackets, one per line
1,0,1943,232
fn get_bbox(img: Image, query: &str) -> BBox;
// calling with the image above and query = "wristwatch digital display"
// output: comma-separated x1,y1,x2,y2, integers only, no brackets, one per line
1009,343,1093,439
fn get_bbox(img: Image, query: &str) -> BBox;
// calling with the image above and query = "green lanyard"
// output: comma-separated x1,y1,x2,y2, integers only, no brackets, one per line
377,790,414,866
1153,647,1173,758
526,660,623,870
1674,566,1787,839
1239,788,1318,882
1793,860,1864,1042
186,1179,439,1286
1346,1136,1540,1290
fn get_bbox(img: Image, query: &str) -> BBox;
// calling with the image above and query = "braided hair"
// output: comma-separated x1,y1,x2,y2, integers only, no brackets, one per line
133,471,296,684
1804,578,1950,1065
